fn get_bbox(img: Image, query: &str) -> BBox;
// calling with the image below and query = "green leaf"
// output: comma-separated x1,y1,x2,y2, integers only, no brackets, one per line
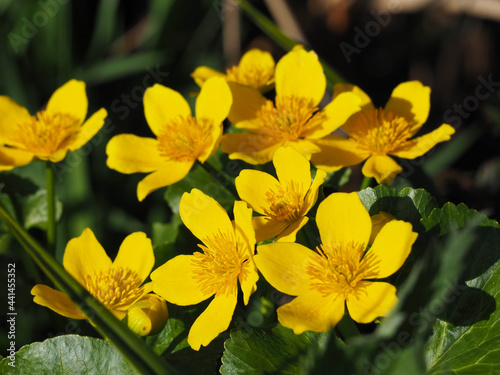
323,167,351,190
22,189,63,230
0,335,139,374
358,185,438,231
165,163,235,214
220,323,329,374
423,203,500,375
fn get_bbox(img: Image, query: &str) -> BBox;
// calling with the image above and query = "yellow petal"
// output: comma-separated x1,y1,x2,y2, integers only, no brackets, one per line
252,217,290,242
273,146,311,194
221,132,282,165
113,232,155,283
310,135,369,172
233,200,258,304
384,81,431,131
236,169,281,215
31,284,86,319
69,108,107,151
191,66,225,87
302,92,361,139
301,168,327,214
0,96,31,147
196,77,232,127
127,294,169,336
316,192,371,249
151,255,209,305
188,292,237,350
276,216,309,242
361,154,402,185
46,80,88,124
277,291,345,334
137,161,193,201
238,49,275,80
391,124,455,159
286,140,321,159
346,281,397,324
0,146,33,170
362,220,417,279
227,82,267,124
106,134,166,174
275,46,326,106
254,242,312,296
144,84,191,136
197,125,222,163
368,212,395,245
63,228,112,286
333,83,374,111
180,188,234,242
233,200,256,258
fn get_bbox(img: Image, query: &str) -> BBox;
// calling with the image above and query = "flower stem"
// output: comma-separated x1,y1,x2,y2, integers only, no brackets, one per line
360,176,372,190
45,161,56,252
196,160,239,198
337,312,360,340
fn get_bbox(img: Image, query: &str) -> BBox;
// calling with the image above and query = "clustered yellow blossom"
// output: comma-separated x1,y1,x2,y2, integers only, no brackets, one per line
31,228,168,336
24,45,450,350
0,79,107,167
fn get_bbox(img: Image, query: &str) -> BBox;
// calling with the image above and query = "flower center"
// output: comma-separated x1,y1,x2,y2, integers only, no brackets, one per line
307,241,368,297
17,110,80,157
157,115,216,162
225,65,273,89
255,96,324,141
191,231,247,296
348,108,415,154
84,267,144,311
262,182,304,222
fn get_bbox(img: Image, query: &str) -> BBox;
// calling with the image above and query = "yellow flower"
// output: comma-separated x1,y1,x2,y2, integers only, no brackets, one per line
311,81,455,184
0,80,107,163
0,146,33,172
221,46,361,165
151,189,258,350
126,294,169,336
106,77,232,201
31,228,167,336
254,192,417,334
192,48,275,92
236,146,327,242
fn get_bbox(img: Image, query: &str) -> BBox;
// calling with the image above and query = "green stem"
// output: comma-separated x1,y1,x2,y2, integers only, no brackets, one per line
337,313,360,340
360,176,372,190
197,160,239,198
237,0,345,86
45,161,56,252
0,206,176,375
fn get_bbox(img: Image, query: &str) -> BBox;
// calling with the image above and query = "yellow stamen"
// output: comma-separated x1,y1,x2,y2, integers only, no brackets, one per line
255,96,325,141
307,241,369,297
348,108,416,154
262,182,305,222
157,115,216,162
84,267,144,310
225,65,272,89
17,110,80,157
191,231,247,296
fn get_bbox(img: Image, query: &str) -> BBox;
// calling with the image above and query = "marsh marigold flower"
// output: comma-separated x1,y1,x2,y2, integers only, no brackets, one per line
236,146,326,242
311,81,455,184
254,192,417,334
31,228,167,336
106,77,232,201
0,80,107,163
151,189,258,350
192,48,275,92
221,46,361,165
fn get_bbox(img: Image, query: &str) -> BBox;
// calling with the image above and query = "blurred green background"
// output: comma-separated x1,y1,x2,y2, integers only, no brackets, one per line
1,0,500,355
